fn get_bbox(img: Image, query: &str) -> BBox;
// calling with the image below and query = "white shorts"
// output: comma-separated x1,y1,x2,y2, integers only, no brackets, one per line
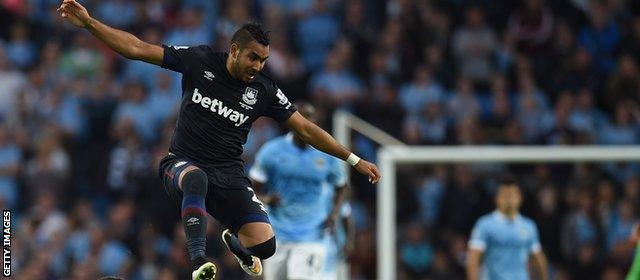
336,259,349,280
264,242,333,280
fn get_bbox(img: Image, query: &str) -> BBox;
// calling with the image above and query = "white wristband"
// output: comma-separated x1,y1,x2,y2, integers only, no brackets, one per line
346,153,361,166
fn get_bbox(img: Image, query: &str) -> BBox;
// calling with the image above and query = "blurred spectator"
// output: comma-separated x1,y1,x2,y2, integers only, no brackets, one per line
164,7,213,46
295,0,340,70
0,47,27,118
5,22,36,69
310,41,363,109
447,77,481,123
217,0,251,42
569,88,606,139
107,126,150,197
605,54,640,110
598,102,638,145
95,0,138,29
440,165,488,233
122,28,165,91
24,129,70,198
577,2,620,75
398,65,444,117
606,199,637,258
0,125,20,208
147,71,180,124
60,33,105,79
112,81,158,144
507,0,554,55
415,166,446,227
452,5,496,85
399,223,433,278
6,0,640,278
561,188,601,261
620,16,640,63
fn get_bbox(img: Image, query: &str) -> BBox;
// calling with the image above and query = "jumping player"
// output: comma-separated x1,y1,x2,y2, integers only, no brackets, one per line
57,1,381,280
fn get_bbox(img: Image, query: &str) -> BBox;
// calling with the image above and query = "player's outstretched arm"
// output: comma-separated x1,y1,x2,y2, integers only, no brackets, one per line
285,112,381,183
57,0,163,65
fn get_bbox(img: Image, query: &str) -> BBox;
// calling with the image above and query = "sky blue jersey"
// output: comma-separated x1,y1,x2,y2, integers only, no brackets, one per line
469,211,542,280
249,134,346,243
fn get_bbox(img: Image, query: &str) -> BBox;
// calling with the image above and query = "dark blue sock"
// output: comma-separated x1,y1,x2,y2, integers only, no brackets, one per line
180,169,208,263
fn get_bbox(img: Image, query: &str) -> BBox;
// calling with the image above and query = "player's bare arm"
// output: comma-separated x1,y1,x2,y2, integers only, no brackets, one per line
532,251,549,280
57,0,163,65
285,111,381,183
466,248,482,280
324,184,348,230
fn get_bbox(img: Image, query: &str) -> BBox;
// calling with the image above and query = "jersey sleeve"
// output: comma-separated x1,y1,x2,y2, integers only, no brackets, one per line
469,219,489,252
264,86,297,122
161,44,206,73
249,144,272,183
327,157,347,187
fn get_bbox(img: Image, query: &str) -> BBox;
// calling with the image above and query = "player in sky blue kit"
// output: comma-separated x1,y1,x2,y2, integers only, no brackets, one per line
249,103,348,280
467,176,549,280
57,1,381,279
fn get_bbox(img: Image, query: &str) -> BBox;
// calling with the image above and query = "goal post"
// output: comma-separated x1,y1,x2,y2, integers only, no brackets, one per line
332,110,640,280
377,145,640,280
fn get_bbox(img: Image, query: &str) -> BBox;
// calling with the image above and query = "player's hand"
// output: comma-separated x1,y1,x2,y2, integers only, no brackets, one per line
322,216,336,232
354,159,381,184
57,0,92,28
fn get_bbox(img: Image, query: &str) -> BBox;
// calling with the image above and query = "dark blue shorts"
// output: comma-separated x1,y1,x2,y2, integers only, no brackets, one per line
159,152,269,233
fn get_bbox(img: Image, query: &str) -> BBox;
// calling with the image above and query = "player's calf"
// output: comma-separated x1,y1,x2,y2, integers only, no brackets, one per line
179,168,209,263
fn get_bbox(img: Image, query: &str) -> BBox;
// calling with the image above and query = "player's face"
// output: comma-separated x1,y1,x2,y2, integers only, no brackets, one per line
496,185,522,213
231,41,269,83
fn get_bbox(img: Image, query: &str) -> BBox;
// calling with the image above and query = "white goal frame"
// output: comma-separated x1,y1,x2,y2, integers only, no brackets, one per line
333,110,640,280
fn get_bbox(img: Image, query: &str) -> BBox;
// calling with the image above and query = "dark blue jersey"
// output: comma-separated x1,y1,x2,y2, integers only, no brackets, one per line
161,44,296,171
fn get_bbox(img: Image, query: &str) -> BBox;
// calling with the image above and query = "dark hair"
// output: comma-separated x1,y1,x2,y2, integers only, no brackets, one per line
231,23,270,48
498,174,519,188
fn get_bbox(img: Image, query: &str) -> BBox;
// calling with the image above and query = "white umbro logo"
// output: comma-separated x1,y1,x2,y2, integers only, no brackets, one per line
174,161,187,168
204,71,215,81
186,217,200,226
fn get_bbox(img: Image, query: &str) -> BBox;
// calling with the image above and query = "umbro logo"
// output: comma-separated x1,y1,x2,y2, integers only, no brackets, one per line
186,217,200,226
203,71,215,81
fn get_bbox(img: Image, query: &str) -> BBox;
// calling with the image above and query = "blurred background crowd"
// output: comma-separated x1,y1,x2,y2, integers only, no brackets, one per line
2,0,640,279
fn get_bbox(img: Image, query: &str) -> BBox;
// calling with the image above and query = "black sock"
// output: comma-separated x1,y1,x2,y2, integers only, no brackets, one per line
192,255,209,270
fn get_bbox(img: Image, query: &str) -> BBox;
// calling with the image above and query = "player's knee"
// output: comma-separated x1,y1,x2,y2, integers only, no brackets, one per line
248,236,276,259
180,168,208,196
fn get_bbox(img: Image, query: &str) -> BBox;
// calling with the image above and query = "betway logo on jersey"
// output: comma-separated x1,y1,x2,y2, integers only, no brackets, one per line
191,88,249,127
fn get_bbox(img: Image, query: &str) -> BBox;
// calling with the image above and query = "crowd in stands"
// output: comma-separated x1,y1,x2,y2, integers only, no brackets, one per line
1,0,640,279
